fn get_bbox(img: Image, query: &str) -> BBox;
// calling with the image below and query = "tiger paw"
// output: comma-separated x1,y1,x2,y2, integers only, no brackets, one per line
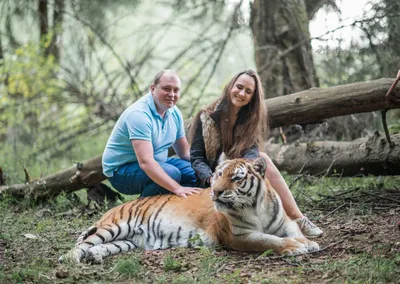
278,238,308,255
87,249,103,264
294,237,319,253
306,240,319,252
58,250,83,264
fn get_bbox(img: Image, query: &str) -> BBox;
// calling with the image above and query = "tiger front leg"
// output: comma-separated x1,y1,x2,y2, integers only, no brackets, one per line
282,221,320,253
58,244,88,264
227,232,309,256
86,240,138,264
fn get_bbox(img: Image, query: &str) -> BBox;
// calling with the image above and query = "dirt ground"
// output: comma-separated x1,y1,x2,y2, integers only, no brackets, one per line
1,186,399,283
107,208,400,283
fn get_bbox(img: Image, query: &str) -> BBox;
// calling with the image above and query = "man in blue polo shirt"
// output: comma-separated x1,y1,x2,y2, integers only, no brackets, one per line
102,70,200,198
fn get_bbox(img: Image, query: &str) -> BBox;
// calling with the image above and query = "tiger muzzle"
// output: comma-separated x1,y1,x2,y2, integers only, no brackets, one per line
212,189,223,201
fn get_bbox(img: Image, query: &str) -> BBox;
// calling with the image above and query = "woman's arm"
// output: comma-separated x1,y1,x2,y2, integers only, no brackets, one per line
242,143,260,159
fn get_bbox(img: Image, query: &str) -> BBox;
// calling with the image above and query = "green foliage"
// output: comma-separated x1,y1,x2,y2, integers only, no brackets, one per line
188,233,204,246
4,42,60,98
388,118,400,134
163,254,182,272
221,268,242,283
115,255,142,279
314,46,382,88
198,248,225,277
0,39,62,139
306,254,400,283
259,249,274,257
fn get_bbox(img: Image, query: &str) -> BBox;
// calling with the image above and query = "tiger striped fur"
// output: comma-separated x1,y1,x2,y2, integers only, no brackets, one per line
59,155,319,264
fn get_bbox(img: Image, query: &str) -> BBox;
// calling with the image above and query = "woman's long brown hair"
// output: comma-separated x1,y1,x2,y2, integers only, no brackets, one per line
190,69,268,158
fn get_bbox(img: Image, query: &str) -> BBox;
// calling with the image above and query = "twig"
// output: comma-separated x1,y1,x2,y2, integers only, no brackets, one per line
299,240,344,256
23,167,30,183
279,127,287,144
319,187,360,198
385,69,400,97
381,110,394,148
382,69,400,147
221,240,344,268
323,203,348,219
215,263,226,275
361,192,400,204
283,258,302,267
289,174,305,189
323,159,336,179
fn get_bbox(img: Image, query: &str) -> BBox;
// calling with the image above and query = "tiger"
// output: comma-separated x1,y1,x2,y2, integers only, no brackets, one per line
59,155,319,264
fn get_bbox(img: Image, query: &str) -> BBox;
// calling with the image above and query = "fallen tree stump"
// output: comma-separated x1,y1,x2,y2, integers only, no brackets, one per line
0,156,105,199
265,132,400,176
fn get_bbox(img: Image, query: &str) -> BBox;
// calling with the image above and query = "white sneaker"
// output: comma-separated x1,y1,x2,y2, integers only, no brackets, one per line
295,216,323,238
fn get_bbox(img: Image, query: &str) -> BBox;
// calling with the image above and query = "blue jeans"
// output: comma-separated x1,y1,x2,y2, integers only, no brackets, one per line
108,157,198,198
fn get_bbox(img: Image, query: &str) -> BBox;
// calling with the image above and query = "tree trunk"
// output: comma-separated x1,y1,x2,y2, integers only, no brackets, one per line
1,78,399,199
38,0,64,61
265,132,400,176
0,33,3,60
250,0,318,98
384,0,400,76
38,0,48,40
46,0,64,61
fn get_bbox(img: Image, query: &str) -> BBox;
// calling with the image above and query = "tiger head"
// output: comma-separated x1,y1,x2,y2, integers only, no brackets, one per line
211,153,268,210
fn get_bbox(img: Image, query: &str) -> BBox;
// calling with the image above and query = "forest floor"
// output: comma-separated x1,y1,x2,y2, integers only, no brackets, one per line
0,176,399,283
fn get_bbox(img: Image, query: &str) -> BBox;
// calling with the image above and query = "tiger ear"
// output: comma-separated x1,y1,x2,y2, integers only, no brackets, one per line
218,152,228,165
253,157,267,177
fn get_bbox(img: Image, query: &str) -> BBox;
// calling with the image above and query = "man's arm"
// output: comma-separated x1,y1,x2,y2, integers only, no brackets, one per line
132,139,200,198
172,136,190,161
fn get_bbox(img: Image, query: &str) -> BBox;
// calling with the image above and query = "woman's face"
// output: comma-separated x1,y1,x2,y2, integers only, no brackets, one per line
230,74,255,110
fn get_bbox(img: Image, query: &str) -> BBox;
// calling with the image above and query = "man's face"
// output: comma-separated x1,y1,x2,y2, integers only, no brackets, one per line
150,73,181,116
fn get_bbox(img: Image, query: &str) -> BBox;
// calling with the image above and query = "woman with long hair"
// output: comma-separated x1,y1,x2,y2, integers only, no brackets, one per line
190,69,323,237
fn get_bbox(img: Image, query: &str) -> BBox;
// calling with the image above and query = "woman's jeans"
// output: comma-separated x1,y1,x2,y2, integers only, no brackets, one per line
108,158,198,198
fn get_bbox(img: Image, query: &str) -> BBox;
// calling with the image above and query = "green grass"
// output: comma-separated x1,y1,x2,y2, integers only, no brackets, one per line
115,254,142,279
163,254,182,272
288,174,400,215
0,173,399,283
304,254,400,283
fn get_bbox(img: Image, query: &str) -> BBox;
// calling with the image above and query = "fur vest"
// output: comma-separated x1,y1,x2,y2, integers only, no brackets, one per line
200,110,221,164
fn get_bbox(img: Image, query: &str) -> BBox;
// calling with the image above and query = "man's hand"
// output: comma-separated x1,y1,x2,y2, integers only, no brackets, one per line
172,186,202,198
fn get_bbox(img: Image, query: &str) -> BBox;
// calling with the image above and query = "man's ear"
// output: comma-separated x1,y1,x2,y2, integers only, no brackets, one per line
253,157,267,177
218,152,228,165
150,84,155,93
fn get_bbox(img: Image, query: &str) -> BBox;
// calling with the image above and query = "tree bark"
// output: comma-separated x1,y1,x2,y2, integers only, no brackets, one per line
38,0,48,40
46,0,64,61
1,78,399,198
250,0,318,98
305,0,332,20
267,78,400,128
265,132,400,176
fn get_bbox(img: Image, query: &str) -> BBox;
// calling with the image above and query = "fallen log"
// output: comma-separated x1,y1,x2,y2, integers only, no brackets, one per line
1,78,400,199
266,78,400,128
265,132,400,176
0,156,105,199
2,132,399,199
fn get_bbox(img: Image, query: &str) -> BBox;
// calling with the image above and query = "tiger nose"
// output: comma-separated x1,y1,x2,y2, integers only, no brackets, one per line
212,190,222,201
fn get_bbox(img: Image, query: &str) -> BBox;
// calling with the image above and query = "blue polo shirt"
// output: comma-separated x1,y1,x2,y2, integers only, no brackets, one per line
102,92,185,177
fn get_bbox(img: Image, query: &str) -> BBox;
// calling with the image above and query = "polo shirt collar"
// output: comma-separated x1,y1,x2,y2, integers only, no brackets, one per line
147,92,172,118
